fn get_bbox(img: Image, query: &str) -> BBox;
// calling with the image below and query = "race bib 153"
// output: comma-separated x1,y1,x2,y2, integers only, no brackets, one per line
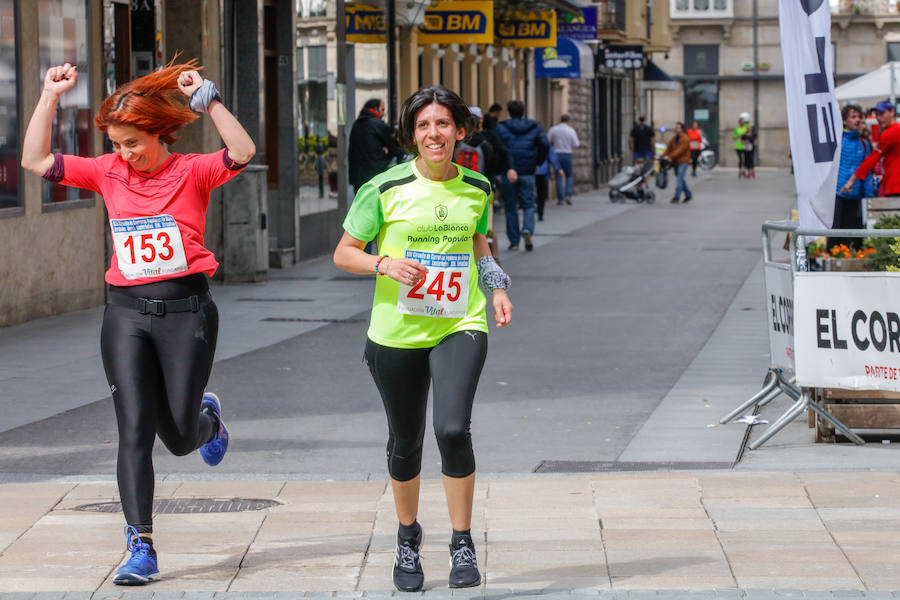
111,215,188,280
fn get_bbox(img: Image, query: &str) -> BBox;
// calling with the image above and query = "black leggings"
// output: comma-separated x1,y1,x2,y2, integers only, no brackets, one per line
101,274,219,534
364,331,488,481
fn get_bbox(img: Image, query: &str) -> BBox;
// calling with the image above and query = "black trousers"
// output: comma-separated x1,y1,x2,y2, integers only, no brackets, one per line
101,274,218,533
364,331,488,481
827,196,864,251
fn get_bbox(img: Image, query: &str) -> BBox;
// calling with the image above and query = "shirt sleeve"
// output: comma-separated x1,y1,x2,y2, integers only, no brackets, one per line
475,191,490,236
190,148,247,192
46,154,105,194
855,148,882,179
343,181,383,242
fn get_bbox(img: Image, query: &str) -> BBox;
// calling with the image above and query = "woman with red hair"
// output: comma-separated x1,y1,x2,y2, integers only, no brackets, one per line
22,60,255,585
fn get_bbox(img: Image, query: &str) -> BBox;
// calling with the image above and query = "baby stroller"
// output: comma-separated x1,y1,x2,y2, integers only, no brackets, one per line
608,159,656,203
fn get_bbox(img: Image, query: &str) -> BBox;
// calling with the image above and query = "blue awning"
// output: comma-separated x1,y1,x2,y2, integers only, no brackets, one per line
643,60,678,90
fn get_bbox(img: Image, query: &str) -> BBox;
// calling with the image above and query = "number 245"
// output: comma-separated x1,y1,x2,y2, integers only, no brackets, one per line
407,271,462,302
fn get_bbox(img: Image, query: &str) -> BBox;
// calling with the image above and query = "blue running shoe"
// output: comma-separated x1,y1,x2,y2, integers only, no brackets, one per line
114,526,160,585
198,392,229,466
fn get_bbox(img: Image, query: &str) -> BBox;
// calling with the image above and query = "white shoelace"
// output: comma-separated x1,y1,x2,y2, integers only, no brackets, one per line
397,542,419,571
450,544,477,568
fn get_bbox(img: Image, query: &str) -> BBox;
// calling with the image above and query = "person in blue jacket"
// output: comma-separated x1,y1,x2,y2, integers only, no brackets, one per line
535,146,563,222
831,104,876,251
496,100,550,252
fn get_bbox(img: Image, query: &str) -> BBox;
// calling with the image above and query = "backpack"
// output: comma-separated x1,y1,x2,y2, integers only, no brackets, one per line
455,140,486,173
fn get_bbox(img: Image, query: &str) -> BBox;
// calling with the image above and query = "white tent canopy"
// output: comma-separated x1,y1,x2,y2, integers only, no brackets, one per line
835,62,900,104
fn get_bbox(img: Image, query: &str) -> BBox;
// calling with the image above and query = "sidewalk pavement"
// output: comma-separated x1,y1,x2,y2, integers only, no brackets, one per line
5,471,900,595
3,170,900,597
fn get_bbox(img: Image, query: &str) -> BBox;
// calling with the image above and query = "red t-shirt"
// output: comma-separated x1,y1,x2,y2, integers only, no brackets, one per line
47,149,245,286
856,122,900,195
687,128,702,151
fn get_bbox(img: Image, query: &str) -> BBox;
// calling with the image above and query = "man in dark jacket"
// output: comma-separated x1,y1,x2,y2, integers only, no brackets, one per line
496,99,550,251
348,98,405,193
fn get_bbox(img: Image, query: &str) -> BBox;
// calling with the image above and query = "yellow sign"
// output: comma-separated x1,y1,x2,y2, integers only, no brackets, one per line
495,10,556,48
418,1,494,45
346,3,385,44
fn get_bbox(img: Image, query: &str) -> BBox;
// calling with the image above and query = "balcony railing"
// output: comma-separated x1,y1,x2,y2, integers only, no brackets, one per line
833,0,900,15
596,0,626,33
670,0,733,19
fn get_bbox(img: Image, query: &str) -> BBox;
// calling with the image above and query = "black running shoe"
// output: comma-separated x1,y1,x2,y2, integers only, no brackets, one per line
448,536,481,588
393,525,424,592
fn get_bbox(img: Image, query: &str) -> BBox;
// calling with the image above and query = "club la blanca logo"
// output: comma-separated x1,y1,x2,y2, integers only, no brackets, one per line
435,204,448,221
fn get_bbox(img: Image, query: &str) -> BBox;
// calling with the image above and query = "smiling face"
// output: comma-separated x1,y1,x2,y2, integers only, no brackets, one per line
413,102,466,168
107,124,166,172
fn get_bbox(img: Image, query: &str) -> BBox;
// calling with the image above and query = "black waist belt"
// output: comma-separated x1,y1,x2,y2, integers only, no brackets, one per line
108,290,210,316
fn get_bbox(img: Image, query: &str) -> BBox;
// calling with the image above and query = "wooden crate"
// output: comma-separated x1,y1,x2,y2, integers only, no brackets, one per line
814,387,900,442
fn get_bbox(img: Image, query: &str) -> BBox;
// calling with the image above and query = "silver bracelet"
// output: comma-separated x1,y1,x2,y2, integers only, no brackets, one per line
477,256,510,290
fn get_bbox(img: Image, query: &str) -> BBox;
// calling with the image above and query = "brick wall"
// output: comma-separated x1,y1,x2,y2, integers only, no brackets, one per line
566,78,594,194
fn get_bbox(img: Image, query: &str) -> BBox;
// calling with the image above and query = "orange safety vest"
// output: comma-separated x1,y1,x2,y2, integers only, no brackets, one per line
688,128,702,151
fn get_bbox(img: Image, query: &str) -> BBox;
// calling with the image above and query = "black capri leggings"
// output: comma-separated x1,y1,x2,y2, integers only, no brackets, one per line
101,274,219,534
364,330,488,481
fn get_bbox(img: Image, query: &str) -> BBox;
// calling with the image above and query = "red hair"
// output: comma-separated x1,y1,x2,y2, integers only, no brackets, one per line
94,58,201,145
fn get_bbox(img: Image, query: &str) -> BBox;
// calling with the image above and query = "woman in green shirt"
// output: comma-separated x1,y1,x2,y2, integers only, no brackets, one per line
334,85,513,592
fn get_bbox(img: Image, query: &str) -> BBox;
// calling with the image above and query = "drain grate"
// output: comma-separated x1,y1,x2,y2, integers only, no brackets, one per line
261,317,364,323
74,497,281,514
534,460,733,473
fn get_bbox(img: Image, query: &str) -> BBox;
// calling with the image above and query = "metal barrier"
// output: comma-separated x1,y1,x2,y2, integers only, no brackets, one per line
719,221,803,445
730,224,900,449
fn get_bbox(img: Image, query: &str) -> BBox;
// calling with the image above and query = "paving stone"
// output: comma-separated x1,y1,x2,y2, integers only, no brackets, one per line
117,593,154,600
0,594,35,600
32,594,67,600
450,589,485,598
361,592,395,599
180,594,215,600
333,594,364,599
270,595,309,600
830,593,865,598
742,591,780,600
148,594,186,600
714,591,742,600
863,593,896,599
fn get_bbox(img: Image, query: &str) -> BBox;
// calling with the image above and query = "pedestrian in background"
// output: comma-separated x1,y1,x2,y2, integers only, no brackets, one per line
536,145,563,221
844,99,900,198
547,114,580,205
830,104,875,251
21,59,255,585
688,121,704,177
629,115,655,164
333,85,513,593
496,99,550,252
348,98,405,194
734,112,754,178
663,122,692,203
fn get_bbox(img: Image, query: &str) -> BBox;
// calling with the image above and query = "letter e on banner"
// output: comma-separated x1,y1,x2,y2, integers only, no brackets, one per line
779,0,839,231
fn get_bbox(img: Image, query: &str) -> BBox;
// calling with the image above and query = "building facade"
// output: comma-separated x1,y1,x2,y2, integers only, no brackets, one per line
655,0,900,168
2,0,672,327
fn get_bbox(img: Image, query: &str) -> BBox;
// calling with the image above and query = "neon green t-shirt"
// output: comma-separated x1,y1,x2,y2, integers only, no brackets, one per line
343,160,492,349
733,124,748,150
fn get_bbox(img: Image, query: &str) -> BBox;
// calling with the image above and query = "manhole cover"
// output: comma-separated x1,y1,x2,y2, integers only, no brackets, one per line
534,460,733,473
74,497,281,514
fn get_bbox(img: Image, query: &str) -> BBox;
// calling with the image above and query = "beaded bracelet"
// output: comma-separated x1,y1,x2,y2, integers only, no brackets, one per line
374,255,389,275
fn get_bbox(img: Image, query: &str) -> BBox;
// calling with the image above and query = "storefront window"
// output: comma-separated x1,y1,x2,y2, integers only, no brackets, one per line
39,0,92,206
0,0,18,210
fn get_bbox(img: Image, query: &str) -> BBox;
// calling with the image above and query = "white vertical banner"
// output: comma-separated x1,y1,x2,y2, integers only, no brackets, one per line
779,0,840,231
